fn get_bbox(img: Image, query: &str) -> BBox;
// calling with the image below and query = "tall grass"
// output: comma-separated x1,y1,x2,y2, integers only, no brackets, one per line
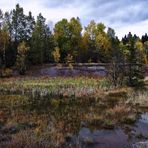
127,91,148,106
0,77,112,98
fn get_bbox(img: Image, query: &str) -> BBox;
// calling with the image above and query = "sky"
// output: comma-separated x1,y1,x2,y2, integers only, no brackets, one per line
0,0,148,39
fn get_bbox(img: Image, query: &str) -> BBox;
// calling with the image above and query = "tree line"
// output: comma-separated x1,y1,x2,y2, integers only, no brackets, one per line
0,4,148,86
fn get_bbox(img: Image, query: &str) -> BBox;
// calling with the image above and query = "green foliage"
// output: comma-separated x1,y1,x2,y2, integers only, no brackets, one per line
122,33,145,87
54,18,82,62
83,20,111,62
29,13,54,64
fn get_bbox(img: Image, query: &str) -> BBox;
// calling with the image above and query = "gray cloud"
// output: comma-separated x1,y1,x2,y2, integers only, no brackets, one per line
0,0,148,38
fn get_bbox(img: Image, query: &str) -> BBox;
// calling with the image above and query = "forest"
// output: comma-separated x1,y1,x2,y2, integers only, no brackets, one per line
0,4,148,148
0,5,148,68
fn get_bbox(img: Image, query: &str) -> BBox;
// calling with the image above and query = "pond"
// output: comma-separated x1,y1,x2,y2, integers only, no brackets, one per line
0,94,148,148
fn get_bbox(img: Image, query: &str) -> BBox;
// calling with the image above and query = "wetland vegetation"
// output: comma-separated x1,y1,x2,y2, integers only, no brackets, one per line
0,77,148,147
0,3,148,148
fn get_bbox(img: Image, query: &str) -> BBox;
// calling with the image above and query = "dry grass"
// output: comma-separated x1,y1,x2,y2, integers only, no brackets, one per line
106,104,131,118
127,91,148,107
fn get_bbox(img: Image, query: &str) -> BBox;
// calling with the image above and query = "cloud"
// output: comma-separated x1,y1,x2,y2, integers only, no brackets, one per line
115,20,148,39
0,0,148,39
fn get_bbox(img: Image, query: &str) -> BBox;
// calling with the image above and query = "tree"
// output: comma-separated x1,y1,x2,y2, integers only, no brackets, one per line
54,19,71,62
0,9,3,29
122,32,144,87
143,41,148,63
107,28,125,87
16,41,29,75
0,23,10,68
12,4,27,42
25,12,35,42
142,33,148,43
29,13,54,64
69,17,82,62
10,4,35,66
83,20,96,62
83,21,111,62
78,33,90,62
54,18,82,62
52,47,60,63
135,40,147,64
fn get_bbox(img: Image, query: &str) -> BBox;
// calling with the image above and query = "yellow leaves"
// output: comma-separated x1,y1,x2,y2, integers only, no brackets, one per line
135,40,147,64
16,42,30,74
135,40,143,52
52,47,61,63
84,20,111,56
0,29,9,52
95,34,111,52
17,41,30,54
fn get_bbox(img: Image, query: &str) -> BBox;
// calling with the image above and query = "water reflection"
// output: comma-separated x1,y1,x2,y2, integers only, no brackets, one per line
0,94,148,148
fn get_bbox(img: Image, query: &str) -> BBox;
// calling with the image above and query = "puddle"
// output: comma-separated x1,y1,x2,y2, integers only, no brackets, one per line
69,112,148,148
77,128,131,148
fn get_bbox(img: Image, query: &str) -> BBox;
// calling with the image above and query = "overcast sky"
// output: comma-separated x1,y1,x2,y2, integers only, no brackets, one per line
0,0,148,39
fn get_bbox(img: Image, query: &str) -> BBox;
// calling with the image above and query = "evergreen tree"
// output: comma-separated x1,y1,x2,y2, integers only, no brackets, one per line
29,13,54,64
123,32,144,87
